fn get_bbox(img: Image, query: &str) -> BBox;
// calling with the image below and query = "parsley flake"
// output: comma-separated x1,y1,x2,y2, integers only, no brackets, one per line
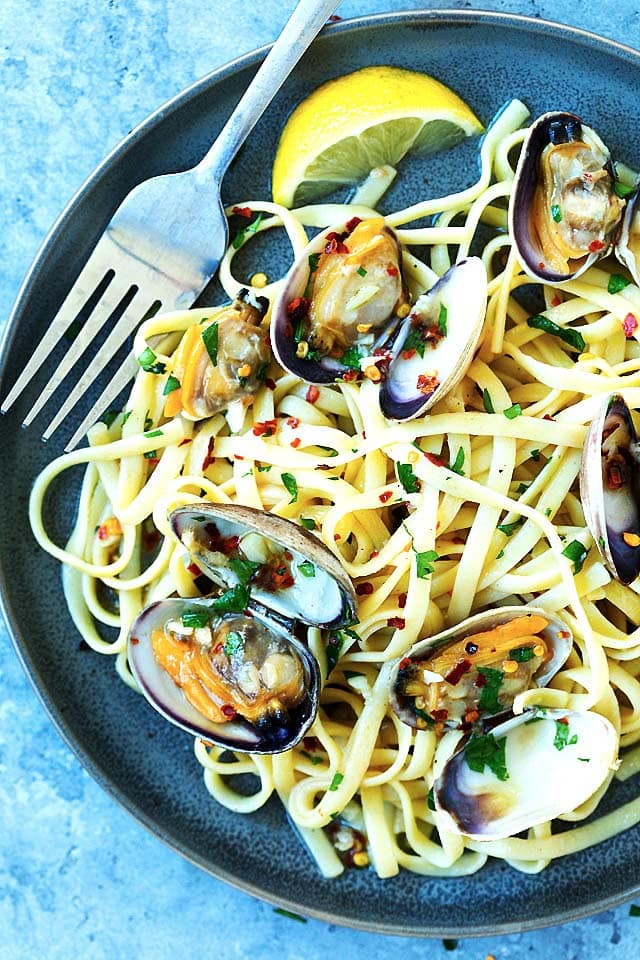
482,388,495,414
163,374,181,395
527,315,585,352
211,584,251,614
477,666,504,714
449,447,465,476
398,462,421,493
608,273,631,295
137,347,166,375
281,472,298,504
202,322,219,366
223,631,244,656
464,732,509,781
298,561,315,577
329,772,344,791
181,609,210,628
553,719,578,751
503,403,522,419
562,540,588,573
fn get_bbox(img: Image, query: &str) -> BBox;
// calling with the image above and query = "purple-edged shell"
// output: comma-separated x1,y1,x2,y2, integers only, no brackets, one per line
616,185,640,284
434,708,617,840
170,502,357,629
510,111,625,284
388,605,572,731
128,596,319,753
580,394,640,584
271,214,487,421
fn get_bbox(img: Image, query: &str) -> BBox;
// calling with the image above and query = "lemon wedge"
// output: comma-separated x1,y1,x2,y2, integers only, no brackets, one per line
272,65,483,208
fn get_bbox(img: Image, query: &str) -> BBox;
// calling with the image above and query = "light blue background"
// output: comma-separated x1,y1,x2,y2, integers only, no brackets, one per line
2,1,640,957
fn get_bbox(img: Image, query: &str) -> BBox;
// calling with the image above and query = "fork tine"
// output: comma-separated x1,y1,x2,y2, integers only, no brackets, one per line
22,282,139,427
1,257,114,414
41,291,163,441
60,356,139,452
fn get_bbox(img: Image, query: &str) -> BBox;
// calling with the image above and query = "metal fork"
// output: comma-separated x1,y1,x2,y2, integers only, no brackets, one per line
3,0,340,451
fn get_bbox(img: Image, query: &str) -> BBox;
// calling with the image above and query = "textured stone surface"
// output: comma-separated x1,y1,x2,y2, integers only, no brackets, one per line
3,1,640,957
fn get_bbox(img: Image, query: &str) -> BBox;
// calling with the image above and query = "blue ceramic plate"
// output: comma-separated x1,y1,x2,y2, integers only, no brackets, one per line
2,9,640,937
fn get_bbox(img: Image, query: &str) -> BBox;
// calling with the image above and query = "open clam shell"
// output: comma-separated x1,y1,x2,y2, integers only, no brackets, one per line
128,596,320,753
510,111,625,284
580,394,640,584
378,257,487,421
616,186,640,285
170,503,357,629
434,708,618,840
389,606,573,730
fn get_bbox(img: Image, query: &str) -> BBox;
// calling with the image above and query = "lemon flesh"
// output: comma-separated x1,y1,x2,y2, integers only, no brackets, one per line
272,66,483,208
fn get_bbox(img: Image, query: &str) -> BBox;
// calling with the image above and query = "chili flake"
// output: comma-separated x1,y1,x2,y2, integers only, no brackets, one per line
221,705,237,719
386,265,399,276
202,437,215,471
445,659,472,685
232,206,252,218
356,582,374,596
379,491,393,503
416,373,440,394
387,617,406,629
588,239,605,252
398,593,407,608
306,384,320,404
253,419,278,437
623,313,638,338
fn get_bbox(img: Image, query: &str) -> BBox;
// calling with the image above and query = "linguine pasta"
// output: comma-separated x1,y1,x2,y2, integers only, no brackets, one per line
29,97,640,879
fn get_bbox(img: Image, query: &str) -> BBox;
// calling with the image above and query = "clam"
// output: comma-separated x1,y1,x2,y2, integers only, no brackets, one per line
616,186,640,284
170,503,357,629
128,596,319,753
434,708,618,840
271,215,487,421
170,288,270,419
580,393,640,584
127,504,357,752
510,112,625,283
389,606,572,730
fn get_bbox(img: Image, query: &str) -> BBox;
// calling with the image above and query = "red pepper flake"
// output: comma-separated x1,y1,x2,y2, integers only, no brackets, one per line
551,295,562,307
287,297,309,323
538,261,545,270
345,216,361,233
328,13,342,21
302,736,321,751
334,533,341,541
402,348,416,360
379,490,392,503
417,373,440,395
252,418,278,437
305,384,320,404
325,235,349,255
221,705,237,719
543,413,556,421
444,658,472,685
583,172,593,182
202,436,215,471
214,642,224,654
342,369,359,382
424,451,446,467
398,592,407,609
399,657,412,670
235,454,244,460
178,438,192,446
386,265,399,277
387,617,406,629
130,637,140,646
232,205,252,218
559,630,571,638
187,562,201,576
290,437,301,448
623,313,638,338
265,377,276,390
588,239,605,253
369,549,379,559
356,582,374,596
557,716,569,726
475,672,487,688
287,417,300,428
431,709,449,722
463,708,480,725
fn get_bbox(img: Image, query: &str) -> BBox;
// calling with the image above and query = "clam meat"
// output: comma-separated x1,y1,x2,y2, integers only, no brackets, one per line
434,708,618,840
580,393,640,584
390,607,572,730
170,288,270,419
510,112,625,283
128,596,319,752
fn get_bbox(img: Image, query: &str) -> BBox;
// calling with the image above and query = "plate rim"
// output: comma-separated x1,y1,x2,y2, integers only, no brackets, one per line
4,7,640,938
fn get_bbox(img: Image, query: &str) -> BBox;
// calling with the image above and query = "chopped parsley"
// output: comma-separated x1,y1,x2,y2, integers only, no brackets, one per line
101,409,119,428
357,266,367,277
202,322,219,366
145,429,163,438
298,561,315,577
340,345,365,370
562,539,588,573
223,631,244,656
281,472,298,504
497,517,524,536
301,750,323,766
308,253,320,272
181,609,210,628
477,666,504,714
414,548,439,579
256,464,272,473
402,327,426,358
482,388,495,414
163,374,181,395
122,410,132,425
143,450,158,460
427,787,436,811
527,315,585,352
496,549,505,559
509,645,535,662
464,732,509,781
137,347,166,375
614,180,636,199
228,556,261,585
530,449,541,462
503,403,523,419
414,705,435,726
233,211,263,249
553,719,578,751
608,273,631,295
550,204,562,222
300,517,316,531
449,447,465,476
438,303,448,337
398,462,421,493
329,772,344,791
211,584,251,614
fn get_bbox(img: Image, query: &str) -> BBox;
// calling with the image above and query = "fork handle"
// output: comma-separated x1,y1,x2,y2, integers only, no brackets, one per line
196,0,341,181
